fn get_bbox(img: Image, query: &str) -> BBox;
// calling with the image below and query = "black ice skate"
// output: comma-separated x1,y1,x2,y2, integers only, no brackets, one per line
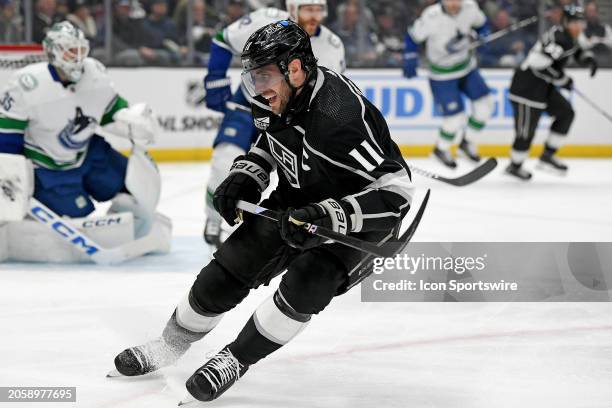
505,163,532,181
111,337,189,377
537,152,568,174
203,217,222,249
458,138,481,162
433,146,457,168
184,346,249,402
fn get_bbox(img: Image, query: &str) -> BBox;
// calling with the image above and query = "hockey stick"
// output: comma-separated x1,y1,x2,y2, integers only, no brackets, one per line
28,198,162,265
574,88,612,123
346,189,431,291
433,16,538,64
237,200,392,258
409,157,497,187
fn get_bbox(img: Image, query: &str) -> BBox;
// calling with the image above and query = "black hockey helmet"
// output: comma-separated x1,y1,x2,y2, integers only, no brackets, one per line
241,20,317,91
562,4,585,23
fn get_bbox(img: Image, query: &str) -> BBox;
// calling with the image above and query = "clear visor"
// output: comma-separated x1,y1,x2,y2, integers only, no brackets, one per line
241,64,286,97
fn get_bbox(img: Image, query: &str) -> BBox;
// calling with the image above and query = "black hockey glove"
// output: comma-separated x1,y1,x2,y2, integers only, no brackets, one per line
213,155,271,226
561,76,574,91
583,56,598,77
279,199,352,250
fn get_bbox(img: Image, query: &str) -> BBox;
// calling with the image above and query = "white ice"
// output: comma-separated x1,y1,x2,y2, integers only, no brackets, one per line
1,158,612,408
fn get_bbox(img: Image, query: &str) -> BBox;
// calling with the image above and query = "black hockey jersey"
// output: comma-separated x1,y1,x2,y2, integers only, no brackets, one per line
245,67,414,236
509,26,593,108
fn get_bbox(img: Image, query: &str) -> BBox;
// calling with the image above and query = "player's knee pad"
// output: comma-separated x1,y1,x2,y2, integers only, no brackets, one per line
470,94,494,123
550,107,575,135
110,146,160,237
251,289,311,346
440,112,467,140
212,105,257,152
207,143,247,198
280,251,346,315
191,259,251,314
173,289,224,334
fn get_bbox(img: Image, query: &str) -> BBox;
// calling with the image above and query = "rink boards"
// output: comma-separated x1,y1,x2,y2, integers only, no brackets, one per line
2,67,611,159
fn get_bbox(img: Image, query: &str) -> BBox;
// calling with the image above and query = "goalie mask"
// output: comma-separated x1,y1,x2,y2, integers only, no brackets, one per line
43,21,90,82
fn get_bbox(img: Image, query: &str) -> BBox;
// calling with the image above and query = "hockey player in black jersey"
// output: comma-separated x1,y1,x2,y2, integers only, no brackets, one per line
506,5,598,180
111,20,415,402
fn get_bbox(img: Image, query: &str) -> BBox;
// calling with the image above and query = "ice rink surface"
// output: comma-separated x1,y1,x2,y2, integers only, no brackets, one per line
1,158,612,408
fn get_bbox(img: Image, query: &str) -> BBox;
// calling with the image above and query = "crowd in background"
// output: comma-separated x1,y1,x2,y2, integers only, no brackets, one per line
1,0,611,67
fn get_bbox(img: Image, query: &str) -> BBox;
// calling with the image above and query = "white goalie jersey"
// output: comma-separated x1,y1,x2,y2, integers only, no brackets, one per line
0,58,118,170
214,7,346,73
409,0,487,80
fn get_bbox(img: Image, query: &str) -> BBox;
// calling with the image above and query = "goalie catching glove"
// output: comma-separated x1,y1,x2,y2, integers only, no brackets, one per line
279,199,352,250
103,103,159,146
213,154,271,226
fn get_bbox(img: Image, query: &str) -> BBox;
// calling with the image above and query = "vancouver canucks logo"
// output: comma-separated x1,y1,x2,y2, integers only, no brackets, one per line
58,107,97,150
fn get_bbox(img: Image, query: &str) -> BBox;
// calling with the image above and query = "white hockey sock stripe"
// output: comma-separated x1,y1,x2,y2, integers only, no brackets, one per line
253,292,310,345
511,149,529,165
546,131,566,150
176,292,223,333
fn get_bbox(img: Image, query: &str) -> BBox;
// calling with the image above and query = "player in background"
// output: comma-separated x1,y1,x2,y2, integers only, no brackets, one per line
112,21,414,402
202,0,345,251
506,5,597,180
403,0,494,169
0,22,170,262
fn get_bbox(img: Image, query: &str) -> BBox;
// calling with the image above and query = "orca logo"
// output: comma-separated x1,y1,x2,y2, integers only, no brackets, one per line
58,107,97,150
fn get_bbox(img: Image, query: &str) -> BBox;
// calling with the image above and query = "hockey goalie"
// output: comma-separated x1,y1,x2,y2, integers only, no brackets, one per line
0,21,171,264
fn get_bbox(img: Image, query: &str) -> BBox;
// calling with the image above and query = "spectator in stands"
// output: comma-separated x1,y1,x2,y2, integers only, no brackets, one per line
581,1,612,65
33,0,61,42
143,0,182,63
480,9,526,67
174,0,219,56
66,0,97,43
373,3,404,67
331,0,379,67
0,0,23,43
95,0,168,66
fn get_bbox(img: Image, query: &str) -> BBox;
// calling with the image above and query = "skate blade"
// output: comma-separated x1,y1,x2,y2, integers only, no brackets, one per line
456,148,481,163
106,369,124,378
536,162,568,176
178,395,198,406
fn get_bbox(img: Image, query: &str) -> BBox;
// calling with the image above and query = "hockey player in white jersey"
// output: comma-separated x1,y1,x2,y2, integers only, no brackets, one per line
0,22,170,263
202,0,346,250
403,0,494,168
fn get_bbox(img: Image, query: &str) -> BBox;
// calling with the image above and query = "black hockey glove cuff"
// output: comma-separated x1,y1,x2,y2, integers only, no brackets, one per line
560,76,574,91
583,56,598,77
213,155,271,226
279,199,352,250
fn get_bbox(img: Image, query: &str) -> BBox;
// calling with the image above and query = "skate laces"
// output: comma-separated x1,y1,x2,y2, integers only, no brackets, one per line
198,349,243,393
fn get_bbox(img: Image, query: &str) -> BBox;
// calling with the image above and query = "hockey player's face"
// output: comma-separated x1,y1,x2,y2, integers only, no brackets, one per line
298,5,325,36
443,0,462,15
249,64,291,114
565,19,585,39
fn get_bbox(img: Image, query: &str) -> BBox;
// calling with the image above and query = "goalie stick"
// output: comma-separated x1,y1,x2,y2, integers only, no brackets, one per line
237,190,430,259
409,157,497,187
28,198,163,265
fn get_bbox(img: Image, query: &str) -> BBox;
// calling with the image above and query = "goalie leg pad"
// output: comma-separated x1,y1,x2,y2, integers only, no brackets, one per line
110,145,161,237
0,153,33,222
